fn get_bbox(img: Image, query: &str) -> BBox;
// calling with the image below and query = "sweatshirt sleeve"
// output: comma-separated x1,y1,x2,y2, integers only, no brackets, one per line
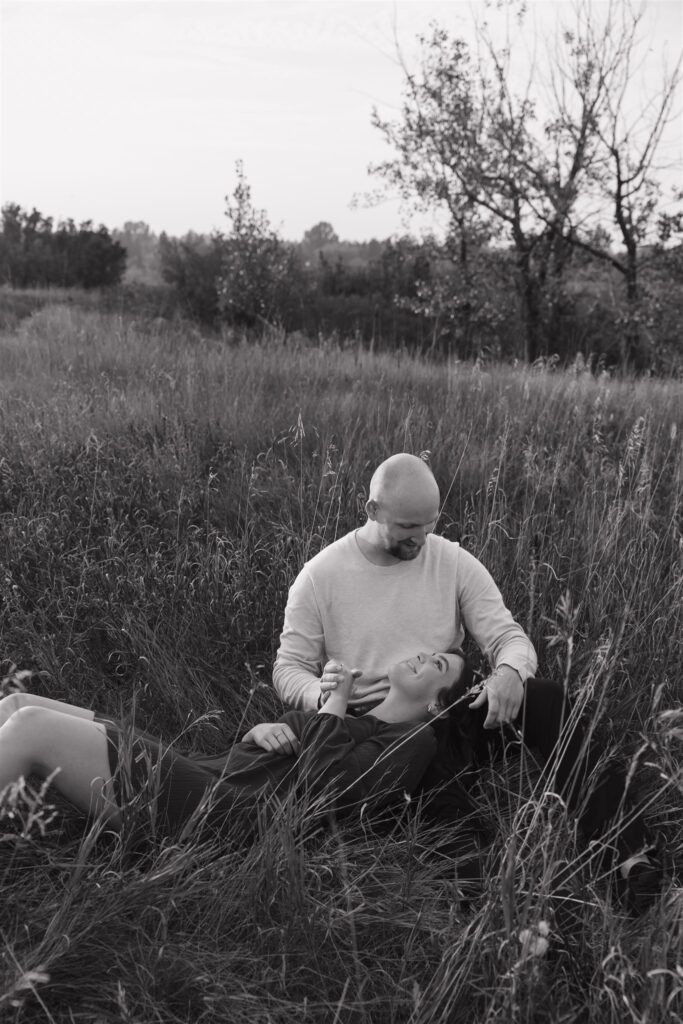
292,714,437,815
457,547,537,680
272,569,325,710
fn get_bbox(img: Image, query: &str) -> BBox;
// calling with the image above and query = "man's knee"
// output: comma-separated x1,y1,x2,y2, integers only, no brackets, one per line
521,678,568,718
516,678,574,757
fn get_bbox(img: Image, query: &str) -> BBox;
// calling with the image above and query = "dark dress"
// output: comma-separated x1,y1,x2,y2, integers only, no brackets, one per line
99,710,437,839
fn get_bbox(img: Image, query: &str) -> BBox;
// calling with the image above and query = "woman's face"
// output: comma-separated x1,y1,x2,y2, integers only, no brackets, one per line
388,651,465,705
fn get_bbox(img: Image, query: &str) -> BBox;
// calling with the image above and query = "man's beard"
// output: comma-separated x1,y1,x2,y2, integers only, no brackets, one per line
387,541,422,561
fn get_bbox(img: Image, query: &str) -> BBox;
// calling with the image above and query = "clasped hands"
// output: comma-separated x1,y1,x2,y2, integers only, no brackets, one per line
319,659,362,704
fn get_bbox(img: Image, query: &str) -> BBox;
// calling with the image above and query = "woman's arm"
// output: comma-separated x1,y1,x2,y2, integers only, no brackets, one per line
242,658,356,757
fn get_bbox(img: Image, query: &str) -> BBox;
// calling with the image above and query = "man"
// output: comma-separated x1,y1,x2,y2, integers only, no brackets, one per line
274,452,534,722
272,453,662,912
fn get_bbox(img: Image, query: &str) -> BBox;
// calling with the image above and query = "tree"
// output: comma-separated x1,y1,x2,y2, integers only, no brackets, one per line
302,221,339,250
113,221,162,284
0,204,53,286
371,23,577,361
370,1,681,365
158,231,224,323
68,222,127,288
396,235,516,359
547,0,682,364
218,162,303,329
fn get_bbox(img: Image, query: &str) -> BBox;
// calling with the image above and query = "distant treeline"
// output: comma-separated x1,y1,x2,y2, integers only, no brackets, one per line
0,204,126,289
3,200,682,372
115,205,683,372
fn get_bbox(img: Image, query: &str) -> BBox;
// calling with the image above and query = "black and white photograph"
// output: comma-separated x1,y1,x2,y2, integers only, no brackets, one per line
1,1,682,1020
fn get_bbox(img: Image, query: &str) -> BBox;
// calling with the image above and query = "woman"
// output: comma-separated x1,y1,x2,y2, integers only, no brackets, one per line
0,649,478,840
1,652,661,910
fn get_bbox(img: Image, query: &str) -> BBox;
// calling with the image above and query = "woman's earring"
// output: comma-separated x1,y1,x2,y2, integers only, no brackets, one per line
427,703,438,715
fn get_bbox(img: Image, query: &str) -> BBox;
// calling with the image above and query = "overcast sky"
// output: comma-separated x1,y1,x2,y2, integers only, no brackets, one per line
1,0,681,241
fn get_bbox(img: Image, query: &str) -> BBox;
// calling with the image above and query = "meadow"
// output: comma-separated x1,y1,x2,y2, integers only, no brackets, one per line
0,290,681,1023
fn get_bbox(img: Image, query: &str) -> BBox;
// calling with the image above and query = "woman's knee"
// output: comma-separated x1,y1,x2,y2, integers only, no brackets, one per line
1,704,57,773
0,690,34,726
0,704,57,774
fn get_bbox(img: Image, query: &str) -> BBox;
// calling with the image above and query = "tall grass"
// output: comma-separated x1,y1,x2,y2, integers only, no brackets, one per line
0,296,681,1022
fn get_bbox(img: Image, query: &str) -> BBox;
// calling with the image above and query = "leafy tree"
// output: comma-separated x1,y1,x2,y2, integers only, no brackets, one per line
302,221,339,250
67,221,128,288
547,0,682,364
397,235,516,359
370,1,681,366
371,25,565,361
158,231,224,323
218,162,303,329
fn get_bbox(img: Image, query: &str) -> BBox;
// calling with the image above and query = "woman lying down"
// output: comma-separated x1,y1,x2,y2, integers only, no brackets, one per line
0,648,662,913
0,650,476,838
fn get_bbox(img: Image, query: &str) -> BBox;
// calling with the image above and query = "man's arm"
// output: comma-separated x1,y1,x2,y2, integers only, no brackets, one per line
273,569,325,710
457,547,537,728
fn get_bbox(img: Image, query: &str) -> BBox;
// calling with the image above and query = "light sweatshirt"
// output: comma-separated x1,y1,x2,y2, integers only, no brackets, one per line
273,530,537,711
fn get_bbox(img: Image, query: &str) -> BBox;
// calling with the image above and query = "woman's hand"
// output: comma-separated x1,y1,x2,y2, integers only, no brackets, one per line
242,722,300,756
319,661,362,706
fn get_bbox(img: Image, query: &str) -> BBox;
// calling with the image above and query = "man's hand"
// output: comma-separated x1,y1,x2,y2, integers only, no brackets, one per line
319,661,362,706
469,665,524,729
242,722,300,756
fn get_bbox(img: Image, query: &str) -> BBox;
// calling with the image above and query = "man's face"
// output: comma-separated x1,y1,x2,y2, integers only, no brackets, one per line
370,497,439,560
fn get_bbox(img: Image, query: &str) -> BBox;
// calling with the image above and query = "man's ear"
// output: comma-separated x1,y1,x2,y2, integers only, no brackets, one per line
365,499,378,520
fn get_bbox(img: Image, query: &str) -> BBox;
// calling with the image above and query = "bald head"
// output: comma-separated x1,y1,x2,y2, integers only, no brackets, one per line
369,453,440,509
361,454,441,562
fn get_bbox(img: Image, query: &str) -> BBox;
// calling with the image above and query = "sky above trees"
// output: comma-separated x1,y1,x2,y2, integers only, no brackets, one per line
2,0,681,241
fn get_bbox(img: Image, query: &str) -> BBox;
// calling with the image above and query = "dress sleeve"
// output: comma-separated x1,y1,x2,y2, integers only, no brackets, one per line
292,714,437,815
457,547,537,680
272,570,325,711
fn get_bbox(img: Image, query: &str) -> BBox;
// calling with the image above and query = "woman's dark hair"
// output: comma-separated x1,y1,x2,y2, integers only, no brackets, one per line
434,646,480,713
419,648,494,837
420,647,487,803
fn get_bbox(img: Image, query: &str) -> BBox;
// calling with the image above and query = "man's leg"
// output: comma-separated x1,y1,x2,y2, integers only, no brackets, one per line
515,679,650,854
513,679,661,911
0,705,120,826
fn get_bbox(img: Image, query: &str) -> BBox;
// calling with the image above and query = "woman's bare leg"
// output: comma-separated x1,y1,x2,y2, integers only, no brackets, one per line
0,691,96,728
0,705,120,826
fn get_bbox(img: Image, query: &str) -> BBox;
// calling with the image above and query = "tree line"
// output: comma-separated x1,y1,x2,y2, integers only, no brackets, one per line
145,1,683,372
2,1,681,371
0,203,126,289
149,159,682,371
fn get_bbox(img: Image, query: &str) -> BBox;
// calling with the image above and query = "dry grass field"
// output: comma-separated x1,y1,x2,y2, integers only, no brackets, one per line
0,291,681,1022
